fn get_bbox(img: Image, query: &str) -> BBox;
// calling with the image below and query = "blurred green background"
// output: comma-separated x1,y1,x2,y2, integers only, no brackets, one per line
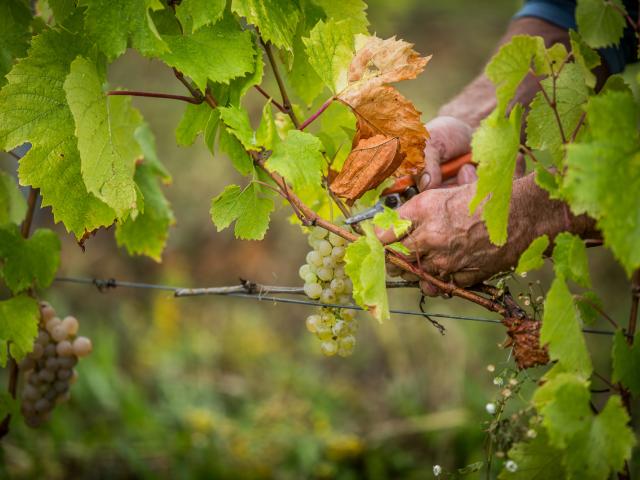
0,1,635,478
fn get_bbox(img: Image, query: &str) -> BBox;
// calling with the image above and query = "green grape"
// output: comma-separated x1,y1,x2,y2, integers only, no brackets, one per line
322,256,337,268
306,315,320,333
306,250,323,267
331,246,345,259
320,289,336,304
61,316,79,336
328,232,346,247
315,324,333,341
310,227,328,240
333,266,346,278
299,263,312,280
320,340,338,356
320,311,336,326
303,272,318,284
330,278,345,294
332,320,347,336
316,267,333,282
316,239,332,256
304,282,323,299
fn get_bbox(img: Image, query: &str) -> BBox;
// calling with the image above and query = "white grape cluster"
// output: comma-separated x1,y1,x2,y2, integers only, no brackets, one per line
300,227,358,357
18,301,93,427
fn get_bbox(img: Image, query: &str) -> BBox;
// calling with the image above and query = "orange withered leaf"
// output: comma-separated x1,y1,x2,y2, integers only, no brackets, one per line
330,134,400,201
347,85,427,176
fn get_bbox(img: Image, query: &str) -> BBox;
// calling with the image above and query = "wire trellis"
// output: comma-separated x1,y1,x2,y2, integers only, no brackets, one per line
52,276,615,336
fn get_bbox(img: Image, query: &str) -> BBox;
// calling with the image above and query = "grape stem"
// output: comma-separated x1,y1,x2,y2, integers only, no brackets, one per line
0,187,39,440
299,96,336,131
107,90,204,104
254,85,287,113
260,38,300,128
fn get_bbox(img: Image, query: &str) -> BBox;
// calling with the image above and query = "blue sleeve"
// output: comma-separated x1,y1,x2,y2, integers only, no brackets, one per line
513,0,636,74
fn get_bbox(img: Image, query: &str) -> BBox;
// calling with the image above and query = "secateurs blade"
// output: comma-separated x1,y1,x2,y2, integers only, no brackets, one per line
344,152,473,225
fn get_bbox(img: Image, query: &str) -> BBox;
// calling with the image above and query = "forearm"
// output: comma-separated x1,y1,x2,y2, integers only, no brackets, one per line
438,17,571,128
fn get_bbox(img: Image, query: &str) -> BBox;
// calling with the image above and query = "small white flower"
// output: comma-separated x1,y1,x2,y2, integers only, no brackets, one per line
433,464,442,476
505,460,518,472
526,428,537,439
486,364,496,373
485,402,496,415
520,271,528,278
493,377,504,386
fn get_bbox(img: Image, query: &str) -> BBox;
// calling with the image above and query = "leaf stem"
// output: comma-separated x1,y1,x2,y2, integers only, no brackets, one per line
573,294,619,329
299,96,336,131
107,90,204,105
173,68,204,101
260,39,300,128
254,85,287,113
531,70,567,144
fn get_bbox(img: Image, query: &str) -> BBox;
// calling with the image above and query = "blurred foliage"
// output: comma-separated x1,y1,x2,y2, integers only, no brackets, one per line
0,0,636,478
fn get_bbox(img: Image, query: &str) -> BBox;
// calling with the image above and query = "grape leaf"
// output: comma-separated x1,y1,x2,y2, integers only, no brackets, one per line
0,0,31,87
0,172,27,225
231,0,300,53
575,291,603,325
330,134,399,201
80,0,168,59
0,24,117,238
561,90,640,275
372,206,411,237
516,235,549,274
569,30,601,88
469,105,522,246
219,105,256,150
541,276,592,377
134,122,171,182
500,430,565,480
65,56,143,218
0,225,61,294
210,183,274,240
612,329,640,395
312,0,368,37
266,130,324,192
175,0,226,33
219,127,254,176
526,63,589,165
48,0,76,24
256,102,277,150
576,0,627,48
303,19,353,93
344,223,389,322
486,35,544,114
552,232,591,288
0,295,39,367
160,16,256,91
176,102,216,147
115,163,175,261
0,391,19,420
227,42,265,106
388,242,410,255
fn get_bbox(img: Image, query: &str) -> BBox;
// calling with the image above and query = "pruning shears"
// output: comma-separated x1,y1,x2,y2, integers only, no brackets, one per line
344,152,473,225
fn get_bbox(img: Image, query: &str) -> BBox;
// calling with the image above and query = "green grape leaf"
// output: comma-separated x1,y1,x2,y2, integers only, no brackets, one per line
115,163,175,261
175,0,226,33
0,391,19,419
561,91,640,275
231,0,300,53
219,105,256,149
0,172,27,225
218,127,254,176
313,0,369,37
0,24,117,237
500,430,565,480
318,101,355,170
289,35,325,106
256,102,277,150
0,295,40,367
534,164,561,198
575,291,603,325
65,56,143,218
576,0,627,48
344,223,389,322
160,16,256,91
552,232,591,288
303,19,353,93
176,102,215,147
134,122,171,182
387,242,410,255
541,276,592,377
266,130,324,192
526,63,589,165
569,30,600,88
372,206,411,237
612,329,640,395
210,183,274,240
0,225,61,294
48,0,76,24
0,0,32,87
80,0,168,59
486,35,544,114
469,105,522,246
516,234,549,274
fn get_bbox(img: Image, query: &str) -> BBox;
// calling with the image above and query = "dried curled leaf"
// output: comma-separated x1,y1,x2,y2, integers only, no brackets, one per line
346,35,430,91
502,315,550,369
350,86,427,176
330,134,399,201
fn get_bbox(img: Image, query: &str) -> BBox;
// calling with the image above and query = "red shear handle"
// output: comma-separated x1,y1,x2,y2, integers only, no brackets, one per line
381,152,474,196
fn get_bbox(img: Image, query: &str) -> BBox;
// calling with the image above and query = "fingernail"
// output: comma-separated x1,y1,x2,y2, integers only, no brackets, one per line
419,172,432,190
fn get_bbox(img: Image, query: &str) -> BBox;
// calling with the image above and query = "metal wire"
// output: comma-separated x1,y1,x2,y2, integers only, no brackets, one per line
53,276,616,336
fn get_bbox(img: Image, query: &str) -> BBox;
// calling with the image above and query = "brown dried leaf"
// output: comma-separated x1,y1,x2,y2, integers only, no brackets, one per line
346,35,430,92
347,85,427,176
330,134,399,201
502,315,550,369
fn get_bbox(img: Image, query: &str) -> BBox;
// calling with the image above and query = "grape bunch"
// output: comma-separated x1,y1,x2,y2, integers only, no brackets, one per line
18,301,93,427
300,227,358,357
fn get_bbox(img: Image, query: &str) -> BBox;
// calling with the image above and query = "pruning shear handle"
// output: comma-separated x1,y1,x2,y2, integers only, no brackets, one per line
344,152,474,225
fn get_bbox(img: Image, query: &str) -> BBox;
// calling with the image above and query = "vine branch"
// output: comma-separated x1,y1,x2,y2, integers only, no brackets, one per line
260,38,300,128
107,90,203,104
254,85,287,113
